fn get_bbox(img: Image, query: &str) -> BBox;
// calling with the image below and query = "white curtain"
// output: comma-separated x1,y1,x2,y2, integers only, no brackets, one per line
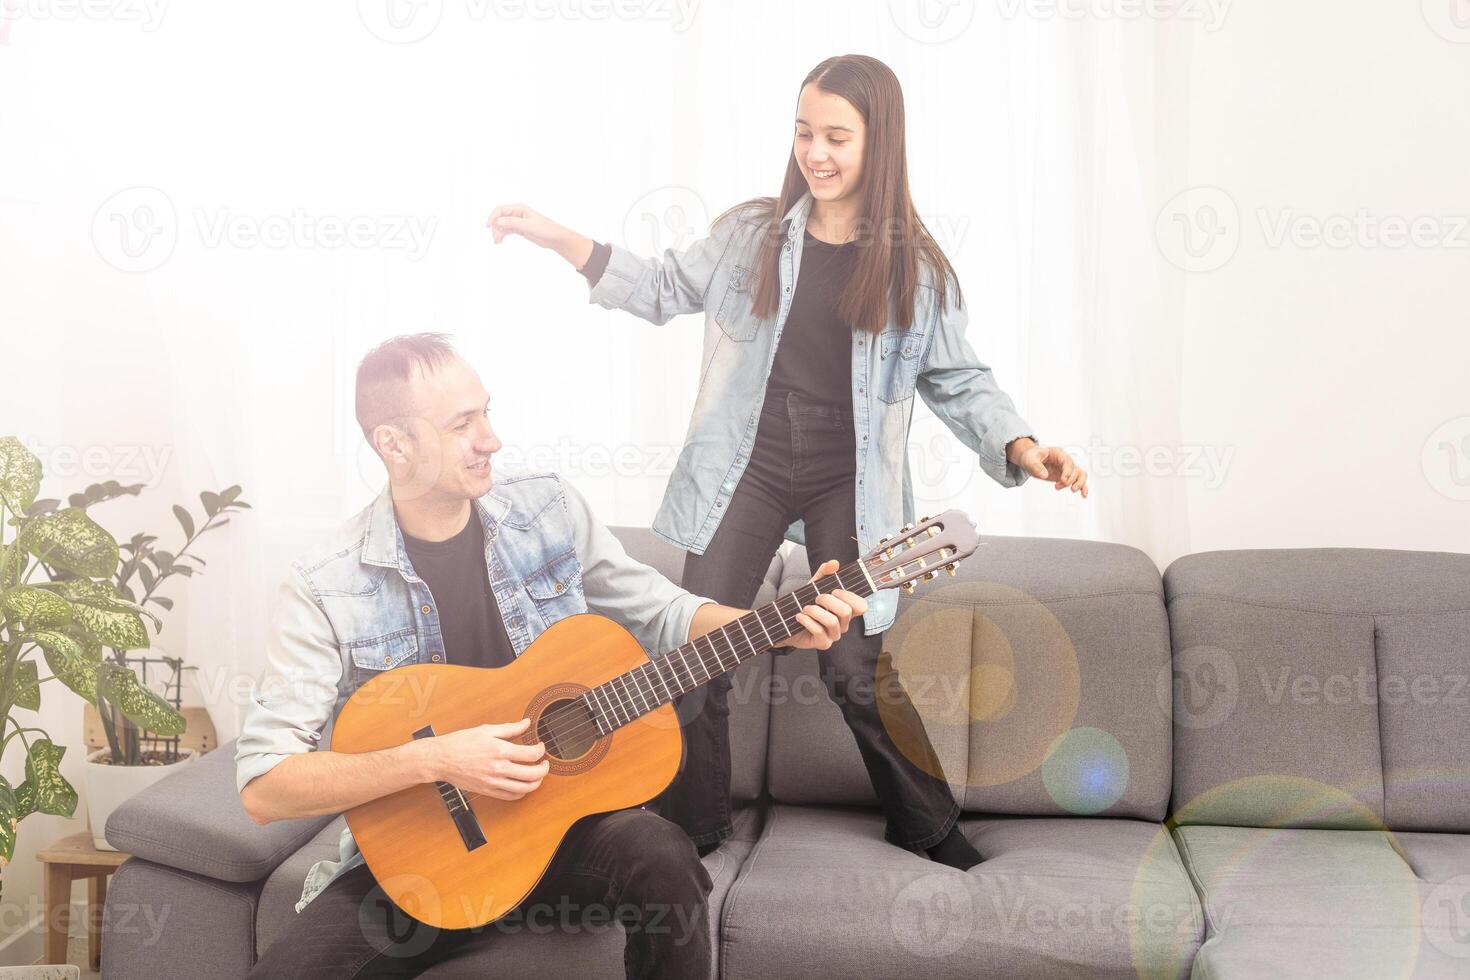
0,0,1187,919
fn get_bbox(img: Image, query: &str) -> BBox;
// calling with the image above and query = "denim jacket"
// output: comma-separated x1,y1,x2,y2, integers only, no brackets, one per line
587,192,1036,635
235,470,709,912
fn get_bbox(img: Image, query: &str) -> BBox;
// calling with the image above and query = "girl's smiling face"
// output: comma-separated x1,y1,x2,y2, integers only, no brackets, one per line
793,83,866,206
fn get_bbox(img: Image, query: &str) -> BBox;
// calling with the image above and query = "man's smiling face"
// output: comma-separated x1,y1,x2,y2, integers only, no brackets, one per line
381,355,502,503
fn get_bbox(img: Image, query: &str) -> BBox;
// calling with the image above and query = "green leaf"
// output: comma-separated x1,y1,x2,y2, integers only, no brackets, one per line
47,582,149,649
61,621,103,660
27,628,101,700
0,437,42,514
23,739,77,818
0,544,25,589
149,596,174,611
12,658,40,710
19,508,119,578
71,604,148,650
0,776,16,864
97,663,185,736
200,490,221,518
13,779,36,821
2,585,72,628
172,504,194,539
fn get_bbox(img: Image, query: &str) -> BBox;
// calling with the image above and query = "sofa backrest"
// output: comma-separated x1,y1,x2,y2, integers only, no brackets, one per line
610,526,778,803
764,535,1175,821
1164,547,1470,831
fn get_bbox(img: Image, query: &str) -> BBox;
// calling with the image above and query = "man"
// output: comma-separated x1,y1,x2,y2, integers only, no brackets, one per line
236,333,866,979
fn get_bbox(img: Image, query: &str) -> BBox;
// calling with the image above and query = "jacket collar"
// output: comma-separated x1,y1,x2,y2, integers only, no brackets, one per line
362,483,512,570
780,192,815,241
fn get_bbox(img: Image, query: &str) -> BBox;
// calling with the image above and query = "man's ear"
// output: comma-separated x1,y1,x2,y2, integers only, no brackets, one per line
372,423,410,463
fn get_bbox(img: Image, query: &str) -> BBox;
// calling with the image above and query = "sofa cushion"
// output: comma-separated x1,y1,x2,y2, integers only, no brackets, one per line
1163,548,1470,830
256,806,764,975
1173,823,1470,976
614,525,777,803
105,737,335,882
767,536,1174,821
717,804,1200,979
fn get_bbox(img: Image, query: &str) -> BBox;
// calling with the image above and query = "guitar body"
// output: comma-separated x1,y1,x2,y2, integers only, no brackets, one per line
331,614,683,930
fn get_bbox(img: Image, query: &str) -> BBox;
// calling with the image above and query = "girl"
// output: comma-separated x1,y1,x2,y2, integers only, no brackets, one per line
488,54,1087,870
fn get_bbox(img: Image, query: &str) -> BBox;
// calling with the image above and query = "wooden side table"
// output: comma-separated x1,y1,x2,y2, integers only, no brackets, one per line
36,831,129,969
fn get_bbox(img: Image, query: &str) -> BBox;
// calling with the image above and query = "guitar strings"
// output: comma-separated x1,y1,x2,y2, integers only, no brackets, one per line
457,566,877,804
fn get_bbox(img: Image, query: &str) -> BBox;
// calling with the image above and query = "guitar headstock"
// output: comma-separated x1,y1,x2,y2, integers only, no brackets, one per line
861,510,979,595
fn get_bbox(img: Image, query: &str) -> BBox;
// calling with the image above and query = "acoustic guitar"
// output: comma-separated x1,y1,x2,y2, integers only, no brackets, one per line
331,510,979,929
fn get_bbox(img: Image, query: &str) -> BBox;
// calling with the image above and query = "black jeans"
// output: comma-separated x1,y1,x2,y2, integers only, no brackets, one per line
247,808,712,980
658,390,961,852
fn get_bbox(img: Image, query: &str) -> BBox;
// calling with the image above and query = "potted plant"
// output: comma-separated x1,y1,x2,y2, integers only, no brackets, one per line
36,478,249,847
0,435,245,907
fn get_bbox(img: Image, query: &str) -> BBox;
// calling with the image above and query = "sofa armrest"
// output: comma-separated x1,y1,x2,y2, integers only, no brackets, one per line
105,738,335,882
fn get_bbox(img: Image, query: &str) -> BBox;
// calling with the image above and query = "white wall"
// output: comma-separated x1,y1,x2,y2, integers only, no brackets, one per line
0,0,1467,961
1169,1,1470,557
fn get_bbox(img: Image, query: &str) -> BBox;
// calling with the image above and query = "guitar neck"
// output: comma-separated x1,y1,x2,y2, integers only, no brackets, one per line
582,559,878,735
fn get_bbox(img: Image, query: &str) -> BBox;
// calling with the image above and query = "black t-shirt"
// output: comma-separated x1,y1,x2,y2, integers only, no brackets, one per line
763,230,859,411
403,514,516,670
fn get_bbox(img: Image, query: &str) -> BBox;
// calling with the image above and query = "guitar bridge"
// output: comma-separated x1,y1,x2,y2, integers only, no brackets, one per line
413,725,488,852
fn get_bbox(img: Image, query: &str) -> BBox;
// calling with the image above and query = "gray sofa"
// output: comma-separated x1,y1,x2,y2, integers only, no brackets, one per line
100,530,1470,978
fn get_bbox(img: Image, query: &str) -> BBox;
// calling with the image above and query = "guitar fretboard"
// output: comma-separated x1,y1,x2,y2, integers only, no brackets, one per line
580,560,876,735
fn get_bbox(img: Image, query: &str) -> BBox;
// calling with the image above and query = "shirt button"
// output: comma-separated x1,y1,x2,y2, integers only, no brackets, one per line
555,582,565,594
431,654,442,662
421,604,432,614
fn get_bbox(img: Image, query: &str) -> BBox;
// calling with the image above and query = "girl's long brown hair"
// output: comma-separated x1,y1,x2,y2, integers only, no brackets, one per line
716,54,962,334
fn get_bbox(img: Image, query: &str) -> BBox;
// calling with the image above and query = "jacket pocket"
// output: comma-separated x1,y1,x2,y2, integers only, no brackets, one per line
713,264,761,342
345,631,420,687
877,328,922,403
524,549,587,624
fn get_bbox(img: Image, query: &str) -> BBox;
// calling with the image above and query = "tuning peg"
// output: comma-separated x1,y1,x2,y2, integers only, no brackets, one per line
900,582,916,595
901,523,914,532
946,564,958,576
926,526,939,538
923,571,939,582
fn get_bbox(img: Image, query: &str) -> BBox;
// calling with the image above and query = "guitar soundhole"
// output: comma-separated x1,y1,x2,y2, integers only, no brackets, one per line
537,696,600,761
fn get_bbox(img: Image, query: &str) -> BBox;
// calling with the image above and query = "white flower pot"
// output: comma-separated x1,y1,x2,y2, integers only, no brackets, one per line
83,747,199,851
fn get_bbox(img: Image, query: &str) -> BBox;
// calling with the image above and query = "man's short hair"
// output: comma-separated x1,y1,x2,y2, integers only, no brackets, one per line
354,333,459,443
